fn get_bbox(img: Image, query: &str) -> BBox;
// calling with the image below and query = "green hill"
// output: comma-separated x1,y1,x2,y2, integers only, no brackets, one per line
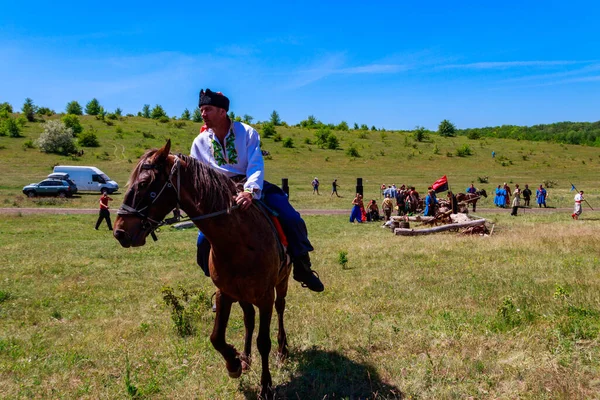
1,113,599,210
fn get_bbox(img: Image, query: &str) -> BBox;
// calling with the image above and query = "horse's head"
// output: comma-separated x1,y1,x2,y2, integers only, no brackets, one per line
114,140,179,247
478,188,488,198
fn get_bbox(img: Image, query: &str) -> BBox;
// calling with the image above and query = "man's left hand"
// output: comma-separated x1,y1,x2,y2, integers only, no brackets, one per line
235,191,253,210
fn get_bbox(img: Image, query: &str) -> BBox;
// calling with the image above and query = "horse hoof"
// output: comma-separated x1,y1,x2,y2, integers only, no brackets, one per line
260,386,274,400
240,354,251,371
228,365,242,379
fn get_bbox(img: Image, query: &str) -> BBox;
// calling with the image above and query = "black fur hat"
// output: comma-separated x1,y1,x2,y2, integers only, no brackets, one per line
198,89,230,111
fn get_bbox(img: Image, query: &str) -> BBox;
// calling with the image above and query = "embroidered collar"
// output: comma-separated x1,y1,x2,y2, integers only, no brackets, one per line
210,123,238,166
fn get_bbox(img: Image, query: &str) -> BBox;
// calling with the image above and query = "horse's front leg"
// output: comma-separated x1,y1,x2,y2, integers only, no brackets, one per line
257,300,274,399
239,301,255,371
210,290,242,378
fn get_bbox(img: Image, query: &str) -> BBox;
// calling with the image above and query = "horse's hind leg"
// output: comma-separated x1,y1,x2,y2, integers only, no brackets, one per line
257,300,274,399
275,278,290,361
210,291,242,378
239,301,255,370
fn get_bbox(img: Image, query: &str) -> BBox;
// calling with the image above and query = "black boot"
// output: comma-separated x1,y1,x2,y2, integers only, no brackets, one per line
293,253,324,292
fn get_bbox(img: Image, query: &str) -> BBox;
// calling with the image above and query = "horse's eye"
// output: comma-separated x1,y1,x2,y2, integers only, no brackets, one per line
138,182,147,189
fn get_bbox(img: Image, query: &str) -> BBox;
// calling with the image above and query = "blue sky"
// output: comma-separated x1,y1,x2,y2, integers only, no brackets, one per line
1,0,599,130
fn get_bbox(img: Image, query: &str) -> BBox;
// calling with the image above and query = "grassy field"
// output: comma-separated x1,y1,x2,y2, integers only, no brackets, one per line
1,212,600,399
1,114,600,210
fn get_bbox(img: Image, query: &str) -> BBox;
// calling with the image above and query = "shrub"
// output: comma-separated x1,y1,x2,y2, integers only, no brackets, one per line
158,116,170,123
467,130,481,140
173,120,186,129
0,102,13,113
78,130,100,147
180,109,191,120
0,117,22,137
414,126,427,142
346,144,360,157
282,137,294,148
37,120,76,154
106,113,118,120
61,114,83,135
358,131,368,139
142,131,155,139
433,144,440,154
338,250,348,269
141,104,151,118
336,121,349,131
326,134,340,150
455,144,473,157
115,126,123,134
162,285,209,337
261,123,276,138
303,137,312,145
477,176,489,184
65,101,83,115
22,139,35,149
85,98,101,115
314,128,331,148
273,132,282,142
114,107,122,117
37,106,54,116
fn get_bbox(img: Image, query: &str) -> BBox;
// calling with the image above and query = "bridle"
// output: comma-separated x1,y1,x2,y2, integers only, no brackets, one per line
117,155,238,241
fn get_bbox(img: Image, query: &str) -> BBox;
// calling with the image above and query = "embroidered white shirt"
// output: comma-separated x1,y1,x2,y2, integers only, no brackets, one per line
190,121,264,199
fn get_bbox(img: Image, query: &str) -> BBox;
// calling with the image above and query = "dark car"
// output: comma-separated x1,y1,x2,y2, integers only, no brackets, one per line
23,178,78,198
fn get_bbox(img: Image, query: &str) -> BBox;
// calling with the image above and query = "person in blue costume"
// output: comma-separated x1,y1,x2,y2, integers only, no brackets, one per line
350,193,363,223
191,89,324,292
466,183,477,194
536,185,548,208
423,189,438,216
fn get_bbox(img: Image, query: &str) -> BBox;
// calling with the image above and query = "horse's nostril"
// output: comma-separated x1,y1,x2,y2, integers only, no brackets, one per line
114,229,131,248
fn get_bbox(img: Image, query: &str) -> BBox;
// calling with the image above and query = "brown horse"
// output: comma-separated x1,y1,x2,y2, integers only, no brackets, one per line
456,189,487,212
113,140,291,399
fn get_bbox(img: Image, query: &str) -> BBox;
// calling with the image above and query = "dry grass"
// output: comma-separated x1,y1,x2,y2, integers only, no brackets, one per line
1,212,600,398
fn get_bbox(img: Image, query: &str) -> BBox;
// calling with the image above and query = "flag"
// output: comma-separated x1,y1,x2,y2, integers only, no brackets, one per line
570,183,576,191
432,175,449,193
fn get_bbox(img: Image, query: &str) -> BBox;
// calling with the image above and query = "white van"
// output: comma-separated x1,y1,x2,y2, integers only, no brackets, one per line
52,166,119,194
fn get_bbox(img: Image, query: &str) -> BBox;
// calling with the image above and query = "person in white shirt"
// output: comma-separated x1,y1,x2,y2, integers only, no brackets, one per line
573,190,584,220
191,89,324,292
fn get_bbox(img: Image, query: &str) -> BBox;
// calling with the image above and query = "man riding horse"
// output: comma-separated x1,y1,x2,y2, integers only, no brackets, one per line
191,89,324,292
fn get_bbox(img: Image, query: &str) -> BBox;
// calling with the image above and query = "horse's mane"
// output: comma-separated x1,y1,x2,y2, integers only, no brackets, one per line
128,150,237,213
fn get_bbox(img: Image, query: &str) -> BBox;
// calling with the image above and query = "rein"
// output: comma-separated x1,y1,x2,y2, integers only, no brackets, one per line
117,155,238,241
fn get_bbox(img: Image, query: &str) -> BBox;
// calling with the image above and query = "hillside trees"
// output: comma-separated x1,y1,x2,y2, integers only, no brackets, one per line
22,98,37,122
61,114,83,135
0,115,22,137
181,109,191,120
243,114,253,124
151,105,167,119
337,121,349,131
37,120,76,154
192,108,203,122
141,104,151,118
66,101,83,115
85,98,101,115
438,119,456,137
0,102,13,113
270,110,281,126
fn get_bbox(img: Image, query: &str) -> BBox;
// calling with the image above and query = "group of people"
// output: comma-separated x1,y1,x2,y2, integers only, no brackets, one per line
350,194,382,223
494,183,548,211
312,177,342,198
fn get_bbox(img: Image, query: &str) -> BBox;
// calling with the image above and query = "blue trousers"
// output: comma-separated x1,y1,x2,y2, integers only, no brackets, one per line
197,181,313,275
349,205,362,222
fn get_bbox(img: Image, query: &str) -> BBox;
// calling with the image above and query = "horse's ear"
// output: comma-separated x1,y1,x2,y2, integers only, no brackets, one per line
152,139,171,164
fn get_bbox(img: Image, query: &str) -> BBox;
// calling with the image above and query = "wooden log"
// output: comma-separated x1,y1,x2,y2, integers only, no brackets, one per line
394,218,486,236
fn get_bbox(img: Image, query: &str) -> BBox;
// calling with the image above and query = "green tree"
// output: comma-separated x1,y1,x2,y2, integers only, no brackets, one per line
314,128,331,148
85,98,101,115
181,109,191,120
36,120,76,154
65,101,83,115
337,121,349,131
37,107,54,116
438,119,456,137
114,108,123,117
192,108,203,122
22,98,37,122
61,114,83,135
414,126,427,142
270,110,281,126
0,117,22,137
142,104,151,118
151,105,167,119
0,102,13,113
353,122,359,130
300,115,319,128
326,134,340,150
282,137,294,148
78,128,100,147
261,123,276,138
360,124,368,130
243,114,253,124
